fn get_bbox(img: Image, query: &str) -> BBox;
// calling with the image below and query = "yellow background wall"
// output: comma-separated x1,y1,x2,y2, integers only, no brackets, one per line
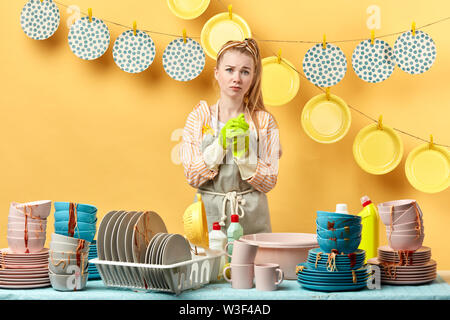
1,1,449,268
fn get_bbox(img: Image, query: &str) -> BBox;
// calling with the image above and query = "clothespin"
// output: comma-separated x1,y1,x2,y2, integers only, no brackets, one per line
325,87,330,100
88,8,92,23
371,29,375,45
133,21,137,36
183,29,187,43
228,4,232,19
322,34,327,49
411,21,416,36
377,115,383,130
277,49,281,63
429,134,434,149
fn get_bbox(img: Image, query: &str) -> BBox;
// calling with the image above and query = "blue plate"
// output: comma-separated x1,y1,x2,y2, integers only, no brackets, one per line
298,273,370,283
309,248,365,257
298,280,368,292
297,263,369,275
306,262,364,271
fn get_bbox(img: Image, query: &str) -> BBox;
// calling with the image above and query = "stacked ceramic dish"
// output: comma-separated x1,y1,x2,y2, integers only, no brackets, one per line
8,200,52,253
87,240,100,280
53,202,97,243
316,211,362,254
367,246,436,285
377,199,424,251
0,248,50,289
48,233,90,291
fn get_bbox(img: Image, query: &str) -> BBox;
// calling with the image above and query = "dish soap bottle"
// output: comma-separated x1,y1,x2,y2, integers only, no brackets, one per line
209,222,227,280
358,195,379,262
227,214,243,262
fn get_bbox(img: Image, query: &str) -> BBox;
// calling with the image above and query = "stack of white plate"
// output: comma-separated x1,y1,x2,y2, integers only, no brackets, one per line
368,245,436,285
0,248,50,289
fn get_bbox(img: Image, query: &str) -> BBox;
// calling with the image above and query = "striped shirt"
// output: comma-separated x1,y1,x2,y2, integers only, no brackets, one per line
179,100,281,193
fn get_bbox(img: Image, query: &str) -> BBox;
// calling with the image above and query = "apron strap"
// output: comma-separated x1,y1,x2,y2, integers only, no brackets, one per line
199,189,253,227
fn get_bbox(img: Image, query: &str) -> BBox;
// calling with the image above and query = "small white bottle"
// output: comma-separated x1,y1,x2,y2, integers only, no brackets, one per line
209,221,227,280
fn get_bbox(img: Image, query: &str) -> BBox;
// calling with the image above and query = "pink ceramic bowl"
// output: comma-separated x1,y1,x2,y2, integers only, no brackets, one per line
7,236,46,253
378,199,420,211
239,233,318,280
388,233,425,251
10,200,52,219
386,228,424,236
8,222,47,231
7,229,46,238
388,220,422,231
379,205,423,226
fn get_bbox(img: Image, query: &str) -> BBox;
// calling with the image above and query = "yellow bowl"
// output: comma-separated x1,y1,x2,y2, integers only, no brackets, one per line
183,194,209,249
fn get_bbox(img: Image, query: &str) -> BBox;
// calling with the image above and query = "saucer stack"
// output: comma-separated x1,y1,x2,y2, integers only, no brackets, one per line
367,246,436,285
0,248,50,289
87,240,100,280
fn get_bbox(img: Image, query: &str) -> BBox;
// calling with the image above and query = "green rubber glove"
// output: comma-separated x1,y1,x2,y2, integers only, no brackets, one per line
219,114,250,157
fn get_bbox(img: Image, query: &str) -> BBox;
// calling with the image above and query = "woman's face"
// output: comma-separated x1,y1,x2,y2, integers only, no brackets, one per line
214,50,255,101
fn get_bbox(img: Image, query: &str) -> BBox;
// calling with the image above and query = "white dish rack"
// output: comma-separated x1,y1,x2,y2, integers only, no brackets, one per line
89,251,224,295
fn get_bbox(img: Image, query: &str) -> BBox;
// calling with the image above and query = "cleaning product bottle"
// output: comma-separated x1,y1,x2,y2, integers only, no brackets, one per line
358,195,379,262
227,214,243,262
209,222,227,280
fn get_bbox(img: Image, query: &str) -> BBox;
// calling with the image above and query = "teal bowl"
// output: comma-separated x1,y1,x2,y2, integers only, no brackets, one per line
55,229,96,243
316,224,362,239
54,202,97,214
316,213,361,229
316,235,361,254
54,221,96,233
54,211,97,224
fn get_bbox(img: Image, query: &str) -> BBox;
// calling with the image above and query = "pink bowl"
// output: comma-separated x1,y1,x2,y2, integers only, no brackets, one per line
7,236,46,253
239,233,318,280
386,228,424,236
388,233,425,251
10,200,52,220
8,222,47,231
378,199,420,211
388,220,422,231
379,205,423,226
7,229,46,238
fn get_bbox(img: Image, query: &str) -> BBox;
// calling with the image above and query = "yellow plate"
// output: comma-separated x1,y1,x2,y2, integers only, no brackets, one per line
405,143,450,193
167,0,210,20
353,123,403,175
201,12,251,60
301,93,351,143
261,56,300,106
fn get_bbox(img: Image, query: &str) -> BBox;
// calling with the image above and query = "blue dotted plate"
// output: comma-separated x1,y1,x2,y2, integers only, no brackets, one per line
163,38,205,81
394,30,436,74
68,16,110,60
303,43,347,87
352,39,395,83
20,0,60,40
112,30,156,73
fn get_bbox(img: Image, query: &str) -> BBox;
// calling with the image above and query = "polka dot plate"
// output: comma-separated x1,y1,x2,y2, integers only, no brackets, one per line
393,30,436,75
20,0,60,40
113,30,156,73
352,39,395,83
68,16,110,60
163,37,205,81
303,43,347,87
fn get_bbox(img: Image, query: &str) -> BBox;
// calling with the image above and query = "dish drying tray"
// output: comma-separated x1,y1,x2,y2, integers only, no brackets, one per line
89,251,223,295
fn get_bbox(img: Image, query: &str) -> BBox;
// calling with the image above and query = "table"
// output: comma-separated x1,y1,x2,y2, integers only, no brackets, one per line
1,274,449,300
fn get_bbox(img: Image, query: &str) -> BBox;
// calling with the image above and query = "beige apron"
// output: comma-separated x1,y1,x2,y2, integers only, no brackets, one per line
194,103,272,235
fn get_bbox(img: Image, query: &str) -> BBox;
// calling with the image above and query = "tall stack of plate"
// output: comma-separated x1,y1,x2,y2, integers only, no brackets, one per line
88,240,100,280
296,248,370,292
367,245,436,285
0,248,50,289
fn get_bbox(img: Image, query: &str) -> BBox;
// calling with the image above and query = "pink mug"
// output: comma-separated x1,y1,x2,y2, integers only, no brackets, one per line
223,263,254,289
224,239,258,264
254,263,283,291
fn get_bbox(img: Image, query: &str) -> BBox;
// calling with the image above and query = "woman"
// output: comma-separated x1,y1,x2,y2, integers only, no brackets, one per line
180,38,282,235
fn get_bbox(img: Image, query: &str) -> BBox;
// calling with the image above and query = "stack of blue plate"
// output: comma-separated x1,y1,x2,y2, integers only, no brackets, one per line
87,240,100,280
297,260,370,292
307,248,365,271
53,202,97,242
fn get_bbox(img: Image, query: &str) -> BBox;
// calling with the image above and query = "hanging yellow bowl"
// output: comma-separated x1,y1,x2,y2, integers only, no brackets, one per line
167,0,210,20
301,93,351,143
353,123,403,175
261,56,300,106
183,193,209,249
200,12,251,60
405,143,450,193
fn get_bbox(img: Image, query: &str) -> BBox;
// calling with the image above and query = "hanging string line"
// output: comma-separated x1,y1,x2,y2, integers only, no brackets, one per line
52,0,450,147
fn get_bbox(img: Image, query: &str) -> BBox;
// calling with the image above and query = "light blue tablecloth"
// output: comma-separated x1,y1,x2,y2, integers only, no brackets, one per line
1,276,449,300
